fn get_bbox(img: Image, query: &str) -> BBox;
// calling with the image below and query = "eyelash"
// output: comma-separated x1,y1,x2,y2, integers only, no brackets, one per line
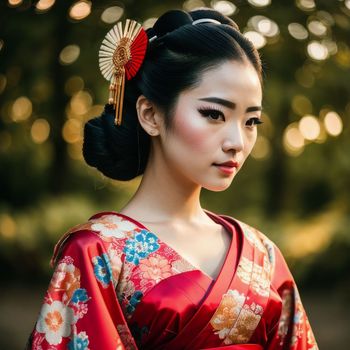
198,107,263,127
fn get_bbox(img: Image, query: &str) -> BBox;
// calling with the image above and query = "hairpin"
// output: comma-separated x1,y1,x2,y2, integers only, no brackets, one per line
149,17,221,42
99,19,148,125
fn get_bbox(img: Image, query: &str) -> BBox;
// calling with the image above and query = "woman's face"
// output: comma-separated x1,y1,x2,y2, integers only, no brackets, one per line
156,60,262,192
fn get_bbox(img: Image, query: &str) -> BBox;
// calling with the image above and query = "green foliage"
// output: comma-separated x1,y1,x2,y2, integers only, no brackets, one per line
0,0,349,288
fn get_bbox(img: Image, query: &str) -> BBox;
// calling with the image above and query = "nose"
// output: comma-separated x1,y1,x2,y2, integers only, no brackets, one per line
222,123,244,153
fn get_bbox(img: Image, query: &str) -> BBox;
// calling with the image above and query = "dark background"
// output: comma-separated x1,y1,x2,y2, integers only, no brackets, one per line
1,0,350,349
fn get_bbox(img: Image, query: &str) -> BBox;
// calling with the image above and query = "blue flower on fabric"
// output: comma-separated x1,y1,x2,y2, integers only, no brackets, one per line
68,331,89,350
71,288,89,303
92,253,112,288
123,230,159,265
126,290,143,315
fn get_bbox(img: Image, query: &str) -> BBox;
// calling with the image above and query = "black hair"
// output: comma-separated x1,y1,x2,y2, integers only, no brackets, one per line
83,8,262,181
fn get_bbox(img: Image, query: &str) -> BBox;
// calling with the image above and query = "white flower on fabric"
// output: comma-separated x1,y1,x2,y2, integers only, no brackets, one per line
91,215,136,238
36,300,74,345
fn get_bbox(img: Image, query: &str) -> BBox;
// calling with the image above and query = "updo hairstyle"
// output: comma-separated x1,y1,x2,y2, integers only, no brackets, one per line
83,8,262,181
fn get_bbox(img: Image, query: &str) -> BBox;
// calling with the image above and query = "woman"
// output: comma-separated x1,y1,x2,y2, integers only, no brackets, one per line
27,8,318,350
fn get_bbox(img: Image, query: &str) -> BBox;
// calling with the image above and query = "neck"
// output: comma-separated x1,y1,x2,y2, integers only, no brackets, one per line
120,146,208,224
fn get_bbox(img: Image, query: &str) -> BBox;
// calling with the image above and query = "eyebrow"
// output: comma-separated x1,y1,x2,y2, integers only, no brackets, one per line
198,97,262,113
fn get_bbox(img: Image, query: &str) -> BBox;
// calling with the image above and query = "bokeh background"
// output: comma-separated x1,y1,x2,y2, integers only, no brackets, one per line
1,0,350,349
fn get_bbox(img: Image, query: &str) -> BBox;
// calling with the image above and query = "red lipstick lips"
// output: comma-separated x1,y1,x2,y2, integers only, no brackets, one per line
216,160,239,167
213,161,239,175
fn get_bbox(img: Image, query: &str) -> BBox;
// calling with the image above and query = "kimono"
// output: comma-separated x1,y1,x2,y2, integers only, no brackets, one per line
26,210,318,350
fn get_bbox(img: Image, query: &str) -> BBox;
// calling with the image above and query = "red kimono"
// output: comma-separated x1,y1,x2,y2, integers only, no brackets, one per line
26,211,318,350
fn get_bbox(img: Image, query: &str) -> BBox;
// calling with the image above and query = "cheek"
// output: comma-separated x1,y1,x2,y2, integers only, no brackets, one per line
172,112,213,151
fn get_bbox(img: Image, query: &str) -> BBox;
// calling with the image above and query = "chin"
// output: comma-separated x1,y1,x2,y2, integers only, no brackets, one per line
202,179,234,192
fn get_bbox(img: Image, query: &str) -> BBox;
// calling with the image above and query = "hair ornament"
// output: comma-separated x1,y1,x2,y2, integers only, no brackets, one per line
99,19,148,125
149,16,221,42
192,18,221,25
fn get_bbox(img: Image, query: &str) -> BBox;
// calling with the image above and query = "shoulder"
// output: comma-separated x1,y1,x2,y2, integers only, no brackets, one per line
222,214,295,287
51,211,140,266
219,213,277,265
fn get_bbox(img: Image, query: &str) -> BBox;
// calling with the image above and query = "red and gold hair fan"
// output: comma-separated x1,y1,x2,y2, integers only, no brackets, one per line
99,20,148,125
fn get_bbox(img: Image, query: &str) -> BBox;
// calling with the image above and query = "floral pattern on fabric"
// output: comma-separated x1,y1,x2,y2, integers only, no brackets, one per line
126,290,144,315
239,221,268,253
123,229,160,265
48,257,80,301
67,331,89,350
236,256,271,297
28,212,319,350
35,300,75,345
33,256,90,349
116,324,138,350
210,289,263,344
91,214,136,239
92,253,113,288
139,254,172,283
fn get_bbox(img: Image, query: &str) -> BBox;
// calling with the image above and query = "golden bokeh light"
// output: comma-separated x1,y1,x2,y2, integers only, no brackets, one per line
143,18,158,30
36,0,55,11
283,123,305,156
8,0,23,6
59,45,80,65
307,41,329,60
296,0,315,11
323,40,338,55
69,1,91,20
324,111,343,136
249,16,279,38
292,95,313,116
247,0,271,7
31,118,50,144
243,31,266,49
11,96,32,122
211,1,236,16
85,105,104,120
299,115,321,140
251,136,271,160
345,0,350,10
0,214,16,239
183,0,205,11
257,18,279,37
101,6,124,24
288,23,308,40
70,91,93,116
307,20,327,36
62,118,82,143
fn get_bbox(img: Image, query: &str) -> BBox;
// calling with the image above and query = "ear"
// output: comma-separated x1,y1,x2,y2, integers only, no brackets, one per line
136,95,162,136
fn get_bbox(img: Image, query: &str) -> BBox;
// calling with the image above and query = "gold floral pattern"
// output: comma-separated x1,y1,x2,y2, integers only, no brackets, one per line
236,256,271,297
210,289,263,345
238,221,267,253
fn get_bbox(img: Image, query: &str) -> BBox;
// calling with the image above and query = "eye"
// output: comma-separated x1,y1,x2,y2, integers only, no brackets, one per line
246,117,263,127
198,108,225,121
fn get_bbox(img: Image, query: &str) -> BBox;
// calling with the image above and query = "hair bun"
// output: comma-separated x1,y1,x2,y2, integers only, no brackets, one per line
153,10,193,37
190,8,239,31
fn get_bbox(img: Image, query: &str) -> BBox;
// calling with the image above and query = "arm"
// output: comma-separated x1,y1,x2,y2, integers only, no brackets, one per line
265,244,318,350
26,230,137,350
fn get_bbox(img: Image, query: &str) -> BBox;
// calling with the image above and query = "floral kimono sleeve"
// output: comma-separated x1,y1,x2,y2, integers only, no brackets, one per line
27,230,137,350
265,243,318,350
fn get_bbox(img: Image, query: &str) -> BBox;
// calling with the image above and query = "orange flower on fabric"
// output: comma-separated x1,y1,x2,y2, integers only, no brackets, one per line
139,254,172,282
49,261,81,300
